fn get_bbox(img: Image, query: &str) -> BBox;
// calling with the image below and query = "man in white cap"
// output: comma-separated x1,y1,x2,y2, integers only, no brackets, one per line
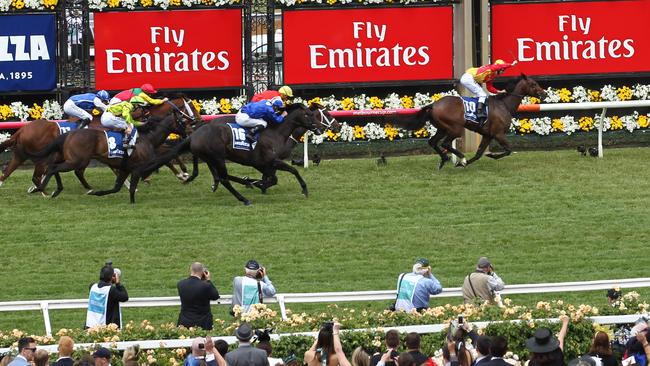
231,259,276,314
394,258,443,312
462,257,505,304
225,323,270,366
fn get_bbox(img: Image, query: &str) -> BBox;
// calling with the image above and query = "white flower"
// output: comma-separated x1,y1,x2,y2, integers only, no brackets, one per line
200,98,221,115
413,93,433,107
0,132,10,145
622,114,638,132
88,0,107,10
42,100,64,120
338,123,355,142
153,0,170,9
560,115,578,135
531,117,552,135
10,102,30,121
572,86,590,103
383,93,402,109
601,85,618,101
633,84,650,100
121,0,138,8
544,88,560,103
0,0,11,11
424,121,437,136
309,131,327,145
230,96,246,112
363,122,386,140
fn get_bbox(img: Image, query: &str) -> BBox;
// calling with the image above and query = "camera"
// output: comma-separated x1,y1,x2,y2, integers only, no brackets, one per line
255,266,265,280
198,343,205,350
322,321,334,332
458,315,464,324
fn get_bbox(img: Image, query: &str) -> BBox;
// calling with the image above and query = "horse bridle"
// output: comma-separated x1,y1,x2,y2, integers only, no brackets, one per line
165,98,201,126
316,108,338,130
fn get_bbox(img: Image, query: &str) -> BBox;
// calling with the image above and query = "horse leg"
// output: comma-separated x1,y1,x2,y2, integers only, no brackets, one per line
0,155,24,187
428,130,450,170
486,134,512,159
271,160,308,197
89,170,129,196
184,156,199,184
441,136,467,167
128,173,142,204
74,168,93,192
50,172,64,198
27,161,47,193
40,161,77,197
209,158,251,205
206,163,220,192
467,136,493,165
175,158,190,179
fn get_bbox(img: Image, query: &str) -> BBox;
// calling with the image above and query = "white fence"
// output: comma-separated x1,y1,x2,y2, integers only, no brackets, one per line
2,277,649,337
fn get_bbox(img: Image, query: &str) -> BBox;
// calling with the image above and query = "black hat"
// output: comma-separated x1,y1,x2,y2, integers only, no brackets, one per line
526,328,560,353
235,323,254,341
245,260,260,270
93,348,112,359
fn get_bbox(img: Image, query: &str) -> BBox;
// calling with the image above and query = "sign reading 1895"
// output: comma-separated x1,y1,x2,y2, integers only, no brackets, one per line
0,14,56,92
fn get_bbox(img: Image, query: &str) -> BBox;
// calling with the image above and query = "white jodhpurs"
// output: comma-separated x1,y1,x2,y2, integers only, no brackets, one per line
63,100,93,121
108,97,123,106
235,111,267,128
101,112,129,131
460,73,488,103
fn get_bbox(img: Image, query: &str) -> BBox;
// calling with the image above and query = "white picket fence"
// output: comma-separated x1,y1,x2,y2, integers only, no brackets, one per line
1,277,649,337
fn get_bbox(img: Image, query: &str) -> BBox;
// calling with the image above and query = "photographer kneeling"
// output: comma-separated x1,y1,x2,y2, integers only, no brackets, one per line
231,260,277,315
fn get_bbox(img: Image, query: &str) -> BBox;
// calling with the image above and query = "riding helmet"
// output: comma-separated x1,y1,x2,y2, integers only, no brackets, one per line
96,90,110,101
140,83,157,94
278,85,293,97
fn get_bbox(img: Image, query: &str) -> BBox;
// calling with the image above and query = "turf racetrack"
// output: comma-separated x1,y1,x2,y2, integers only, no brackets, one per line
1,148,649,333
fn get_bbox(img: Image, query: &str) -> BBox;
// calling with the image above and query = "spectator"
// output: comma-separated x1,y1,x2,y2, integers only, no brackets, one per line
394,258,442,312
442,339,461,366
444,331,473,366
0,353,13,366
371,330,401,366
73,355,93,366
485,336,508,366
526,316,570,366
305,322,339,366
404,333,428,366
85,264,129,328
568,357,596,366
472,336,492,366
177,262,220,330
92,348,112,366
51,336,75,366
7,337,37,366
225,323,270,366
587,331,617,366
232,260,277,315
255,331,282,366
122,345,140,366
352,347,371,366
632,333,650,366
462,257,504,305
214,340,229,358
183,336,227,366
282,353,300,366
34,350,49,366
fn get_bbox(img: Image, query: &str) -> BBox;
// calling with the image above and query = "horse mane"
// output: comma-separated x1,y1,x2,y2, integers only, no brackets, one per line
162,92,189,99
286,102,306,113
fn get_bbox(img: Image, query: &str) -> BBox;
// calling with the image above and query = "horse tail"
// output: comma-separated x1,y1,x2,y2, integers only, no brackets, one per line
139,137,192,178
0,129,21,152
391,104,433,131
30,133,67,160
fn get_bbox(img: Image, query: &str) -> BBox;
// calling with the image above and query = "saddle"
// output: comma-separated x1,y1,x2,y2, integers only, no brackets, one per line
460,97,488,126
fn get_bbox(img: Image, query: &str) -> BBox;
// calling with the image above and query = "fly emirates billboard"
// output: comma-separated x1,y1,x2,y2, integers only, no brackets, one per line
491,0,650,76
94,9,242,90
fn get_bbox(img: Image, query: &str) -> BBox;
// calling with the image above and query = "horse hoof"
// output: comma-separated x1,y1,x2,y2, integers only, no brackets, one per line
0,180,4,187
51,190,62,198
486,153,497,159
243,200,252,206
302,190,309,198
27,185,38,193
86,190,94,195
455,158,467,167
211,184,217,192
182,172,190,179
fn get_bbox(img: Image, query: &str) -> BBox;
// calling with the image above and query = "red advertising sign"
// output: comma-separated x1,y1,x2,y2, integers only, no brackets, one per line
491,0,650,76
94,9,242,90
283,7,453,84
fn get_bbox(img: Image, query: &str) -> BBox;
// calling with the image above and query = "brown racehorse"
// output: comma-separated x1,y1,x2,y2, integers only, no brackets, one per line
36,112,191,202
402,74,546,169
138,103,324,205
0,96,197,192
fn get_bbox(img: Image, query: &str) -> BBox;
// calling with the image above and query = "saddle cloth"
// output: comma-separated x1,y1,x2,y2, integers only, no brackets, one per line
57,121,78,135
461,96,488,124
227,123,259,151
104,130,137,159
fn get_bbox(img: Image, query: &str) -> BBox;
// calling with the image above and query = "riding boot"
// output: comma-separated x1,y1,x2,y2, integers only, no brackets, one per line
476,102,487,122
78,118,90,129
246,125,263,143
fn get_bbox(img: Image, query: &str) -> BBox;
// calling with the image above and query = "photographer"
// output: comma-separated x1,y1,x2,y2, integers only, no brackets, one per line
231,260,277,315
85,262,129,328
394,258,442,312
177,262,220,330
184,336,227,366
462,257,504,305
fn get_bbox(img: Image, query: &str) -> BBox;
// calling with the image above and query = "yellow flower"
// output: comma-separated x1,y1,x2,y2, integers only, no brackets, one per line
0,105,14,120
326,0,336,4
107,0,120,7
139,0,152,6
170,0,180,5
219,98,232,114
431,93,443,102
12,0,25,9
610,116,623,130
326,129,338,141
353,125,365,139
638,115,649,128
308,97,321,105
29,103,43,120
551,119,564,132
413,127,428,138
42,0,57,8
400,96,414,109
517,118,533,134
617,86,633,101
528,97,541,104
384,124,399,141
558,88,572,103
589,90,602,102
369,96,384,109
341,97,355,111
579,116,594,131
168,133,181,140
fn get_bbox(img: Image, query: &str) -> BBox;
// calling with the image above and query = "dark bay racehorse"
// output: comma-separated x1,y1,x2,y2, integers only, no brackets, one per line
36,112,191,202
0,96,197,191
400,74,546,169
138,103,324,205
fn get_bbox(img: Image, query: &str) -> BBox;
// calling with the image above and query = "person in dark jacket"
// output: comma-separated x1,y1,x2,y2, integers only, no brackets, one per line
50,336,74,366
85,265,129,328
177,262,220,330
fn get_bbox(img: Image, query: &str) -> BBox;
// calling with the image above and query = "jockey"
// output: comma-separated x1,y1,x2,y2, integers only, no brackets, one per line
63,90,110,129
109,83,167,105
460,59,517,120
236,97,285,143
251,85,293,104
101,96,149,149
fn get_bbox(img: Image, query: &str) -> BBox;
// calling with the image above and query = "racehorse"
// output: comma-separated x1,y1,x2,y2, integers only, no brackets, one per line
138,103,324,205
0,95,198,192
211,103,340,193
400,74,546,169
36,111,192,202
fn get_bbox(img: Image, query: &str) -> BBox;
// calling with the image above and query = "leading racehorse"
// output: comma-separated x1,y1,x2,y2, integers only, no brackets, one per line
138,103,324,205
400,74,546,169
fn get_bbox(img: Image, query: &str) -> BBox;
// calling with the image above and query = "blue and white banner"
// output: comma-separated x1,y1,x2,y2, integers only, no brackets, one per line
0,14,56,92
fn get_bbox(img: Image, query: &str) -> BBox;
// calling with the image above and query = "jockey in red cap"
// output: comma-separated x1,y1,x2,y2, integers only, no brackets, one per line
110,83,166,106
460,59,517,121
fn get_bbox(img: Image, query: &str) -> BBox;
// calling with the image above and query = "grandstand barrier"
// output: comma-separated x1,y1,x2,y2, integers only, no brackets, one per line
0,313,646,353
1,277,649,337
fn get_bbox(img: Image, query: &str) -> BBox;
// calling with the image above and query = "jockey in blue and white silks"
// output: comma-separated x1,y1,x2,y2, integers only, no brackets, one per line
235,98,285,142
63,90,110,128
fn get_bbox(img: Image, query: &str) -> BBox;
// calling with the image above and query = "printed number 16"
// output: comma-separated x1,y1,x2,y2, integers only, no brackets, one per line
236,129,246,140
